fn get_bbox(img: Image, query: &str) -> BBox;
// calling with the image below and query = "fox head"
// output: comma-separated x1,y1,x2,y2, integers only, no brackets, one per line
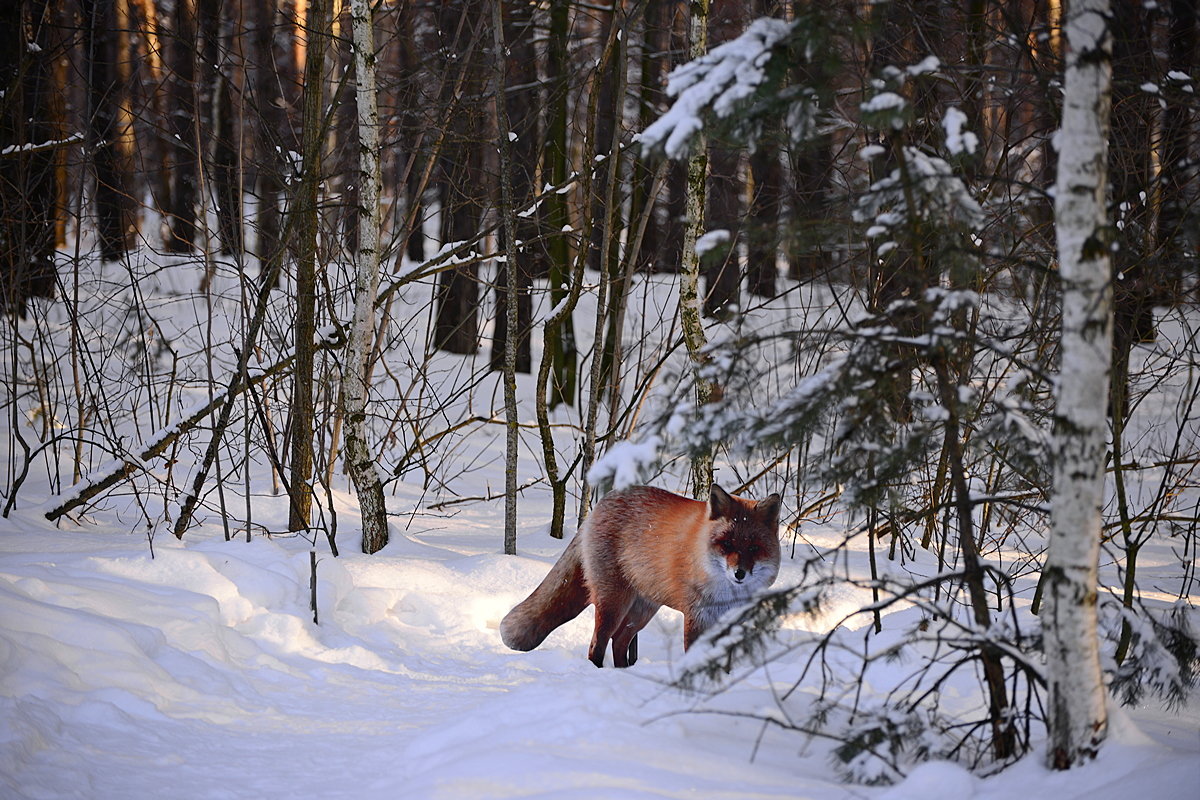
707,484,782,589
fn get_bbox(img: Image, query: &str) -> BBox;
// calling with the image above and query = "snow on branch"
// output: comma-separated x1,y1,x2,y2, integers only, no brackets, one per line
641,17,795,159
586,436,662,492
0,133,84,158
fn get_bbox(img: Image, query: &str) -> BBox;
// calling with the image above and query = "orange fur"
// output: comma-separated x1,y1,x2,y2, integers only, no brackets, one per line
500,484,782,667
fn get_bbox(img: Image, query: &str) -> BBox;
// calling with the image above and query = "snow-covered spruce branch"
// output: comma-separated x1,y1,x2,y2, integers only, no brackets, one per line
43,329,347,523
640,17,796,159
676,561,1040,694
674,562,1046,776
1106,599,1199,708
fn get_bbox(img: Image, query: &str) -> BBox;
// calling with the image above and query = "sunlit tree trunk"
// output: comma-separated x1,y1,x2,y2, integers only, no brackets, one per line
289,0,329,533
1045,0,1112,770
84,0,139,262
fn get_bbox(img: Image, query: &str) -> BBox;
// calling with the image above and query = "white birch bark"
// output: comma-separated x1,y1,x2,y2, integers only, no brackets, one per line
344,0,389,554
1045,0,1112,769
680,0,714,500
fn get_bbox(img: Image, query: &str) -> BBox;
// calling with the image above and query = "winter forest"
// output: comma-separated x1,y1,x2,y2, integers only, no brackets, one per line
1,0,1198,796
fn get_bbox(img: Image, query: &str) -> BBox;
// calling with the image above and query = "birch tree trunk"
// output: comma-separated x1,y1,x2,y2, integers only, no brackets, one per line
680,0,714,500
1045,0,1112,770
344,0,389,554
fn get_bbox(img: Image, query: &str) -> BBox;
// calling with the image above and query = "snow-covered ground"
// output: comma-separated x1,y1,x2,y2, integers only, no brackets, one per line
2,485,1196,799
1,252,1197,798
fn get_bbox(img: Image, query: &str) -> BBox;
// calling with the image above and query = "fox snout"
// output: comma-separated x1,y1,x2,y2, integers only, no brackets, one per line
726,560,751,584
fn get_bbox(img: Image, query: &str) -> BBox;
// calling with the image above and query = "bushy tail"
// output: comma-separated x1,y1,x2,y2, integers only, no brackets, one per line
500,533,590,651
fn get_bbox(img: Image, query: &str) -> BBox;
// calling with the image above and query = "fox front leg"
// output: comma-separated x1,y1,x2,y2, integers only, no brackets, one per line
682,615,706,651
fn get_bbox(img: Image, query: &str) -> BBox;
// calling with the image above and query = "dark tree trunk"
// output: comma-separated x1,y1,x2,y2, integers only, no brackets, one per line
788,145,832,278
433,0,486,356
628,0,672,273
747,145,781,298
702,0,744,316
787,0,833,280
864,0,939,421
213,64,242,256
389,1,429,266
746,0,782,304
656,4,688,275
252,0,290,269
395,2,426,264
490,0,536,374
1109,0,1157,420
84,0,139,262
335,2,360,258
703,145,740,315
197,0,220,249
0,0,60,312
210,2,242,256
164,0,198,252
587,6,621,277
660,161,686,273
1160,0,1196,292
542,0,577,406
194,0,220,255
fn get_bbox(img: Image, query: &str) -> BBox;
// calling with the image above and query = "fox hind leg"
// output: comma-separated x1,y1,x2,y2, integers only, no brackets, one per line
612,597,658,668
589,593,636,668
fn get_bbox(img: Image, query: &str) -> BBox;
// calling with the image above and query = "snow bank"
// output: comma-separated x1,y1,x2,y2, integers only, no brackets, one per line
0,516,846,799
3,511,1195,799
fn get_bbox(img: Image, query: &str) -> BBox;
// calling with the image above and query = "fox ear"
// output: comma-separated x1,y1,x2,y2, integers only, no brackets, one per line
758,493,782,528
709,484,734,520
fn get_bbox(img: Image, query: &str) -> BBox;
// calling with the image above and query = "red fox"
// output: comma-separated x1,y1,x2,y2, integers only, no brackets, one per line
500,484,782,667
